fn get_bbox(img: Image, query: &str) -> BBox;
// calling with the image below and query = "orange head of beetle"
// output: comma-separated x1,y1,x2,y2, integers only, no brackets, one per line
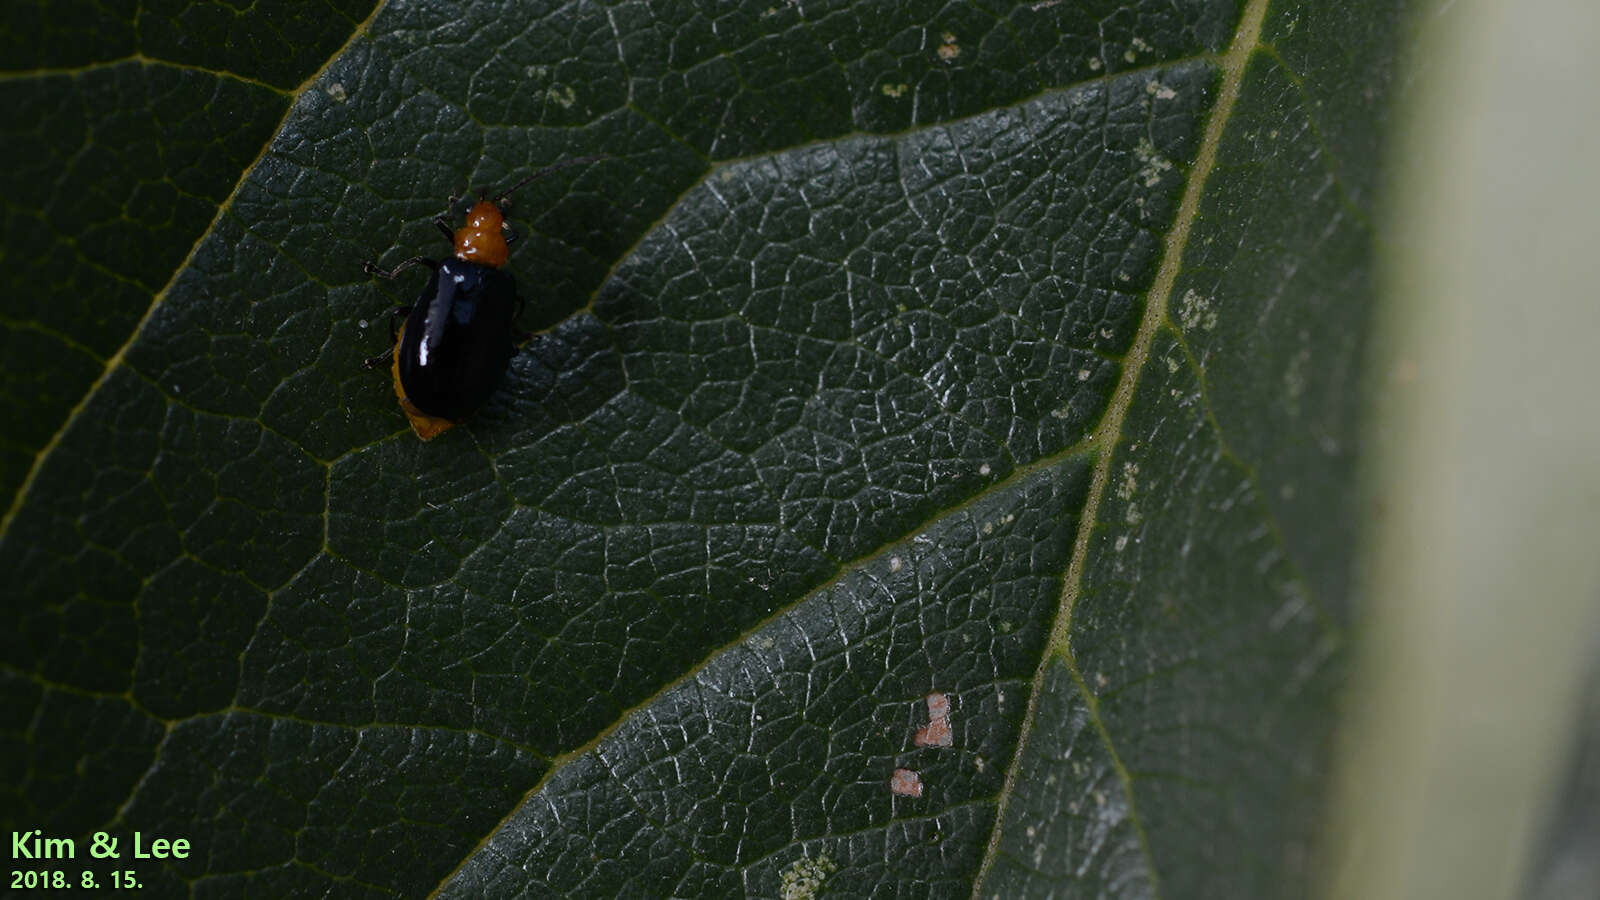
447,155,610,268
453,200,510,268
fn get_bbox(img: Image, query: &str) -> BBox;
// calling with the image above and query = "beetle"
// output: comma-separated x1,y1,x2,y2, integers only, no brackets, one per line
363,155,604,440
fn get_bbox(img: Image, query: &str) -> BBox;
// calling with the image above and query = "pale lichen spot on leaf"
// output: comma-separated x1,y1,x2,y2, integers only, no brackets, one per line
1116,461,1138,501
1179,288,1219,331
779,853,837,900
325,82,347,102
547,84,576,107
881,82,909,98
1125,35,1154,64
1146,79,1178,101
1135,138,1175,188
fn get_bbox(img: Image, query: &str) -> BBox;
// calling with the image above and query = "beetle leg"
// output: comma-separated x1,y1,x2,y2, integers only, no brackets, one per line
432,192,461,243
363,256,437,279
386,305,412,342
361,306,412,369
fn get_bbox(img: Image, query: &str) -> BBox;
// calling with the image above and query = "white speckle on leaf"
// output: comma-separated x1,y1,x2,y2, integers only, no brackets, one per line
1270,591,1309,631
1078,368,1092,381
889,555,903,573
547,84,577,107
1116,462,1138,500
1088,56,1102,71
1135,138,1174,188
358,319,369,329
1146,80,1177,100
1178,289,1218,331
1115,534,1128,552
881,82,909,98
325,82,347,102
1285,344,1311,413
979,462,991,476
938,32,960,61
779,853,837,900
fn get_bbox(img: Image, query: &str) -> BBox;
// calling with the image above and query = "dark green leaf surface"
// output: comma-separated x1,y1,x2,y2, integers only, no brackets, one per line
1,0,1409,896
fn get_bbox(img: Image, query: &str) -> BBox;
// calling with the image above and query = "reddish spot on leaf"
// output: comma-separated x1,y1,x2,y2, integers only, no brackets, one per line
890,768,923,797
914,691,953,747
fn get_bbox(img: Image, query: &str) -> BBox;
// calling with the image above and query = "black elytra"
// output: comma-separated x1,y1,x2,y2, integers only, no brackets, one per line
363,155,605,440
395,258,518,421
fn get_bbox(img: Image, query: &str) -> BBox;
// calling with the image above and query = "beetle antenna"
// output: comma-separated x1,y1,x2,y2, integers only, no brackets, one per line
490,154,609,205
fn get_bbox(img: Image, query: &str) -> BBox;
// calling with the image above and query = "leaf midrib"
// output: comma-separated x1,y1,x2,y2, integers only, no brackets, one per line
970,0,1274,894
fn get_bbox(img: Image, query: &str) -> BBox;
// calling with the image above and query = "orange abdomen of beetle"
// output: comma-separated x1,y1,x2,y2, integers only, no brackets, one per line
453,201,509,267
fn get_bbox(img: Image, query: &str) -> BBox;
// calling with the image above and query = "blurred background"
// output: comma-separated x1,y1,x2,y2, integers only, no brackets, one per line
1329,0,1600,897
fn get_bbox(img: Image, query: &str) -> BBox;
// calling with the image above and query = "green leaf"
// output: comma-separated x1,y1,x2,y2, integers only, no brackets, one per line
1,0,1410,896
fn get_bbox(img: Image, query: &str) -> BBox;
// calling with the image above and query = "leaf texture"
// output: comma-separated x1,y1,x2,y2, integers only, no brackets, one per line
0,0,1412,896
